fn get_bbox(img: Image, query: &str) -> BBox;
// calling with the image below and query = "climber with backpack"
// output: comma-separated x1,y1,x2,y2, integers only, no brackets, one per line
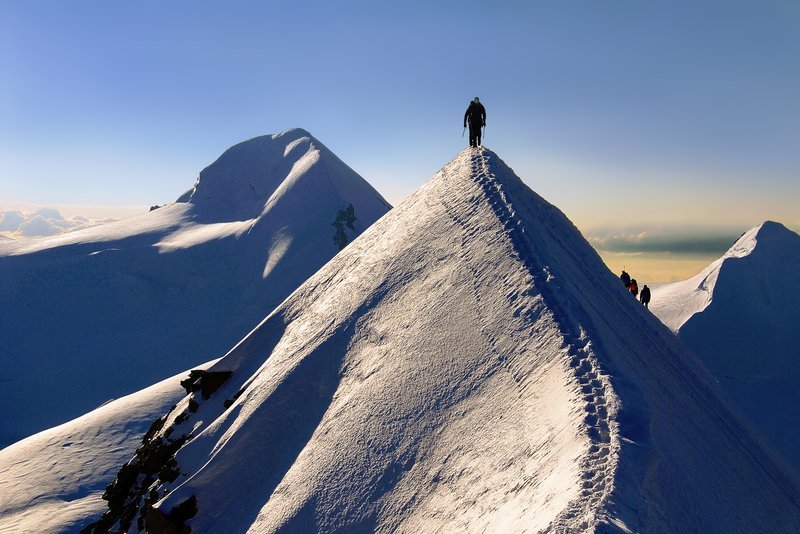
463,97,486,148
620,270,631,289
640,284,651,308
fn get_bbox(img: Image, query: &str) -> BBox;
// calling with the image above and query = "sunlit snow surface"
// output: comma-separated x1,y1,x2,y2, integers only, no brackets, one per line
0,128,390,444
651,221,800,470
67,148,799,533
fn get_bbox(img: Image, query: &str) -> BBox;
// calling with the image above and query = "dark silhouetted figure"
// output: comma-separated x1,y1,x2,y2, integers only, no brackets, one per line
464,97,486,147
629,279,639,298
640,285,651,308
620,270,631,289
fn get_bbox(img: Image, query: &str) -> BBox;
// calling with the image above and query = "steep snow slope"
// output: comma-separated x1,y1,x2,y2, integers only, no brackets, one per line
651,221,800,470
87,149,800,533
0,128,391,445
0,362,214,533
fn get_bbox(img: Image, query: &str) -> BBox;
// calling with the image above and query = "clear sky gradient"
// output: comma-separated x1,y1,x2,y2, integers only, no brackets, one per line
1,1,798,281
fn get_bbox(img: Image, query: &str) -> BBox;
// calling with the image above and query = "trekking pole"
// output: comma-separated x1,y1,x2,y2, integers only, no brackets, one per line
462,126,465,138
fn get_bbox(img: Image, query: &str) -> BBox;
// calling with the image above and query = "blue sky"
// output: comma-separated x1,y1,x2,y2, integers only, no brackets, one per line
1,0,798,264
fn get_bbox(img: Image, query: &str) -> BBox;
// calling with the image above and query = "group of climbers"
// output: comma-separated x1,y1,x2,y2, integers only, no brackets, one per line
620,270,651,308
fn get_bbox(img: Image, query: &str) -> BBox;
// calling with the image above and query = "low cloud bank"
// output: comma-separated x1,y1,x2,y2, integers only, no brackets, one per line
586,227,740,255
0,208,119,239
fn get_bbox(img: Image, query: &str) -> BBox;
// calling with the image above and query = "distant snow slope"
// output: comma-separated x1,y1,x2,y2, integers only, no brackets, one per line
651,221,800,470
0,128,391,445
83,149,799,533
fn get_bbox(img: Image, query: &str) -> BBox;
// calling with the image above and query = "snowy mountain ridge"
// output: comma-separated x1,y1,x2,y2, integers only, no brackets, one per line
651,220,800,472
652,221,792,332
0,128,391,445
79,148,800,533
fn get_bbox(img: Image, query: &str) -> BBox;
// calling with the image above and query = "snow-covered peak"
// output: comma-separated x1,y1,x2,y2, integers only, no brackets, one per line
177,128,375,223
86,147,800,533
651,220,800,332
725,220,794,259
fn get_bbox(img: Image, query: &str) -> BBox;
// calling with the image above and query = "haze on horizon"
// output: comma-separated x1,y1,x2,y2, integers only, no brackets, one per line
1,1,798,282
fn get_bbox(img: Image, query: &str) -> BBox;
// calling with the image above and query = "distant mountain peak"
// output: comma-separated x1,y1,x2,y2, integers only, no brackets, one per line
175,128,381,223
651,220,800,333
751,219,799,245
726,220,800,262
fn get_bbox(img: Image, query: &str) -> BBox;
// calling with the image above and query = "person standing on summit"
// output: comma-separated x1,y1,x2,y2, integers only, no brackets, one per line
464,97,486,148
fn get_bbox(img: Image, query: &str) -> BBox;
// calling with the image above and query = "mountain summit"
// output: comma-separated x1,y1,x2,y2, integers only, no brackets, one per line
0,129,390,444
91,148,800,533
652,221,800,470
177,128,383,223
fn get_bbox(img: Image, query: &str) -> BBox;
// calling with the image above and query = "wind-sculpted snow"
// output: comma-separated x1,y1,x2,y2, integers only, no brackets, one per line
0,128,391,445
651,221,800,471
90,149,800,533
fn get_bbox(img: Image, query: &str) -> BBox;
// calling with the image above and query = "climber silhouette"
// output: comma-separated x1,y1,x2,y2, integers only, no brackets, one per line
640,285,651,308
464,97,486,148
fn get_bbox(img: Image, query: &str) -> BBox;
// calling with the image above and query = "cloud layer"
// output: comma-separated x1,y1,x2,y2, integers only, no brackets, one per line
586,227,740,255
0,209,117,239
